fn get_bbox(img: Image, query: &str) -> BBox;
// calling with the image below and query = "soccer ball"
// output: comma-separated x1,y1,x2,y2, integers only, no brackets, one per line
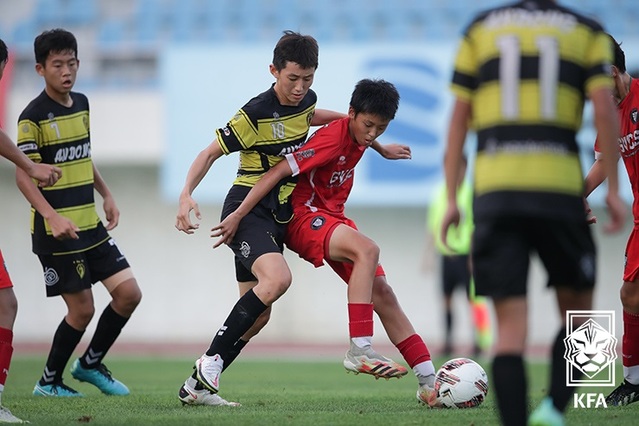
434,357,489,408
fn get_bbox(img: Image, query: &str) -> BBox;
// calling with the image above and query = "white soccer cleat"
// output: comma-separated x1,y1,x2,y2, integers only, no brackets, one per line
178,378,240,407
343,343,408,380
0,405,27,423
195,354,223,393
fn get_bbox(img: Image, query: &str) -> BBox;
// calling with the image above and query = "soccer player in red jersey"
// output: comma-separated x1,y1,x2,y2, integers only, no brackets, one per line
212,79,438,405
585,34,639,407
0,37,61,424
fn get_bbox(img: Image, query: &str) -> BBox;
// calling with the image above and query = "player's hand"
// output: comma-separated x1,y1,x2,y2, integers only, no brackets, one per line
380,143,411,160
440,203,460,253
102,195,120,230
175,194,201,234
604,192,627,234
28,163,62,188
584,198,597,225
210,211,241,248
48,214,80,240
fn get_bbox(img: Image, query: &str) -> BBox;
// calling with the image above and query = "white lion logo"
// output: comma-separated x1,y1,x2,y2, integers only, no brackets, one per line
563,319,617,378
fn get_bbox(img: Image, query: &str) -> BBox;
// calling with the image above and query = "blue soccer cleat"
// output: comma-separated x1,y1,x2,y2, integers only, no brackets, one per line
33,381,84,397
70,359,130,396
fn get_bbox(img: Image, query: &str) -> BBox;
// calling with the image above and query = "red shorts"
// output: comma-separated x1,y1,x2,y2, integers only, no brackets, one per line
285,210,385,283
624,226,639,282
0,250,14,290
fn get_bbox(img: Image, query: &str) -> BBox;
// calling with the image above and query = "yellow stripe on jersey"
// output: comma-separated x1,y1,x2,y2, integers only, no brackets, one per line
38,111,90,144
474,151,583,196
40,158,94,191
30,203,101,236
472,82,585,129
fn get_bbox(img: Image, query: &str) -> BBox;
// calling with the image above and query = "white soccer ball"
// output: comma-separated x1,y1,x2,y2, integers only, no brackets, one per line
434,357,489,408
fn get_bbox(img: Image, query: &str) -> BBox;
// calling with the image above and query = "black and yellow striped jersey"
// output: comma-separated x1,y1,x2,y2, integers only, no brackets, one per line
17,91,109,255
216,85,316,209
451,0,613,220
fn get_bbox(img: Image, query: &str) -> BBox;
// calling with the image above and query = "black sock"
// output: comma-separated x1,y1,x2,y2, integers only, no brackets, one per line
205,289,267,359
493,354,527,426
222,339,248,372
80,304,129,369
39,319,84,385
549,327,579,411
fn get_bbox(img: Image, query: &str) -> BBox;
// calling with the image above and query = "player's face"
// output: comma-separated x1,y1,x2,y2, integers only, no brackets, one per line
36,50,79,97
270,61,315,106
348,109,391,147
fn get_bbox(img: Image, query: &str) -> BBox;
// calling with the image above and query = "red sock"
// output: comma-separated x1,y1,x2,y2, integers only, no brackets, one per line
397,334,431,368
348,303,374,338
623,310,639,367
0,327,13,387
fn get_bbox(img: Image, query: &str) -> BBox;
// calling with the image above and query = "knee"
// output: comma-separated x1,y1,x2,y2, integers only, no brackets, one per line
372,281,397,306
620,284,639,312
112,280,142,316
71,305,95,328
359,239,380,265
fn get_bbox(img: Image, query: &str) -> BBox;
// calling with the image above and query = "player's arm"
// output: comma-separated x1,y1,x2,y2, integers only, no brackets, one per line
590,86,625,232
93,163,119,231
175,140,224,234
0,129,61,187
584,156,606,198
441,98,471,252
311,109,345,126
370,140,412,160
211,159,294,248
15,166,80,240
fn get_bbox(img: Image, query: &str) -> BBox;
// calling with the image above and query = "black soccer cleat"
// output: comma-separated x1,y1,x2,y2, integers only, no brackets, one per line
605,380,639,406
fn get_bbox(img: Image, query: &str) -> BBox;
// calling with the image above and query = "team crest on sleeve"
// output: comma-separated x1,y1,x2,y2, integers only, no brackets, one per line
295,149,315,162
310,216,325,230
307,111,314,126
631,108,638,124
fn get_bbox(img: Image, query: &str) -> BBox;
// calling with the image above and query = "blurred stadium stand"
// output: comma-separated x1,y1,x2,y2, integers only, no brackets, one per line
0,0,636,89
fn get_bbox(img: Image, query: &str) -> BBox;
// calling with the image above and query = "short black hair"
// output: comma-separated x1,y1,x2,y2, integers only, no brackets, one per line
608,33,626,73
34,28,77,66
350,79,400,121
272,30,319,71
0,39,8,64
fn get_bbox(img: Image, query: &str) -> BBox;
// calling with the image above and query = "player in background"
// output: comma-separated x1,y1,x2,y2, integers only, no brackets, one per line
425,155,492,358
211,79,439,406
174,32,410,406
584,34,639,407
440,1,625,425
0,37,62,424
16,29,142,397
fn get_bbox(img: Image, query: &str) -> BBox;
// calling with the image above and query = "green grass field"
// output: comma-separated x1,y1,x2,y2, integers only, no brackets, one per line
3,355,636,425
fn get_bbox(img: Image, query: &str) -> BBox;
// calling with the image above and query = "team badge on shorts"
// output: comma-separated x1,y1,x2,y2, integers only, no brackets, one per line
310,216,325,230
44,267,59,286
631,108,637,124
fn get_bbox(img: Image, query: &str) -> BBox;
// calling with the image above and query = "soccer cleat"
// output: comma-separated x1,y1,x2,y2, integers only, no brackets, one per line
528,397,564,426
195,354,223,393
70,359,129,396
0,405,27,423
33,381,83,397
416,384,442,408
343,343,408,380
178,378,240,407
605,380,639,406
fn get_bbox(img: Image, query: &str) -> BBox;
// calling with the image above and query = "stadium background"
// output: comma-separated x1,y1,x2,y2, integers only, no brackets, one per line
0,0,636,354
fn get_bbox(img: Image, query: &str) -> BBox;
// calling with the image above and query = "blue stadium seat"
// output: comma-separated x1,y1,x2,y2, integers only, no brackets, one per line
10,19,39,53
33,0,63,26
96,19,127,51
65,0,98,26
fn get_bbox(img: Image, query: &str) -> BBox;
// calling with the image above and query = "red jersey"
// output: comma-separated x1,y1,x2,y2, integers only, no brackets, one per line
595,78,639,223
285,117,366,216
